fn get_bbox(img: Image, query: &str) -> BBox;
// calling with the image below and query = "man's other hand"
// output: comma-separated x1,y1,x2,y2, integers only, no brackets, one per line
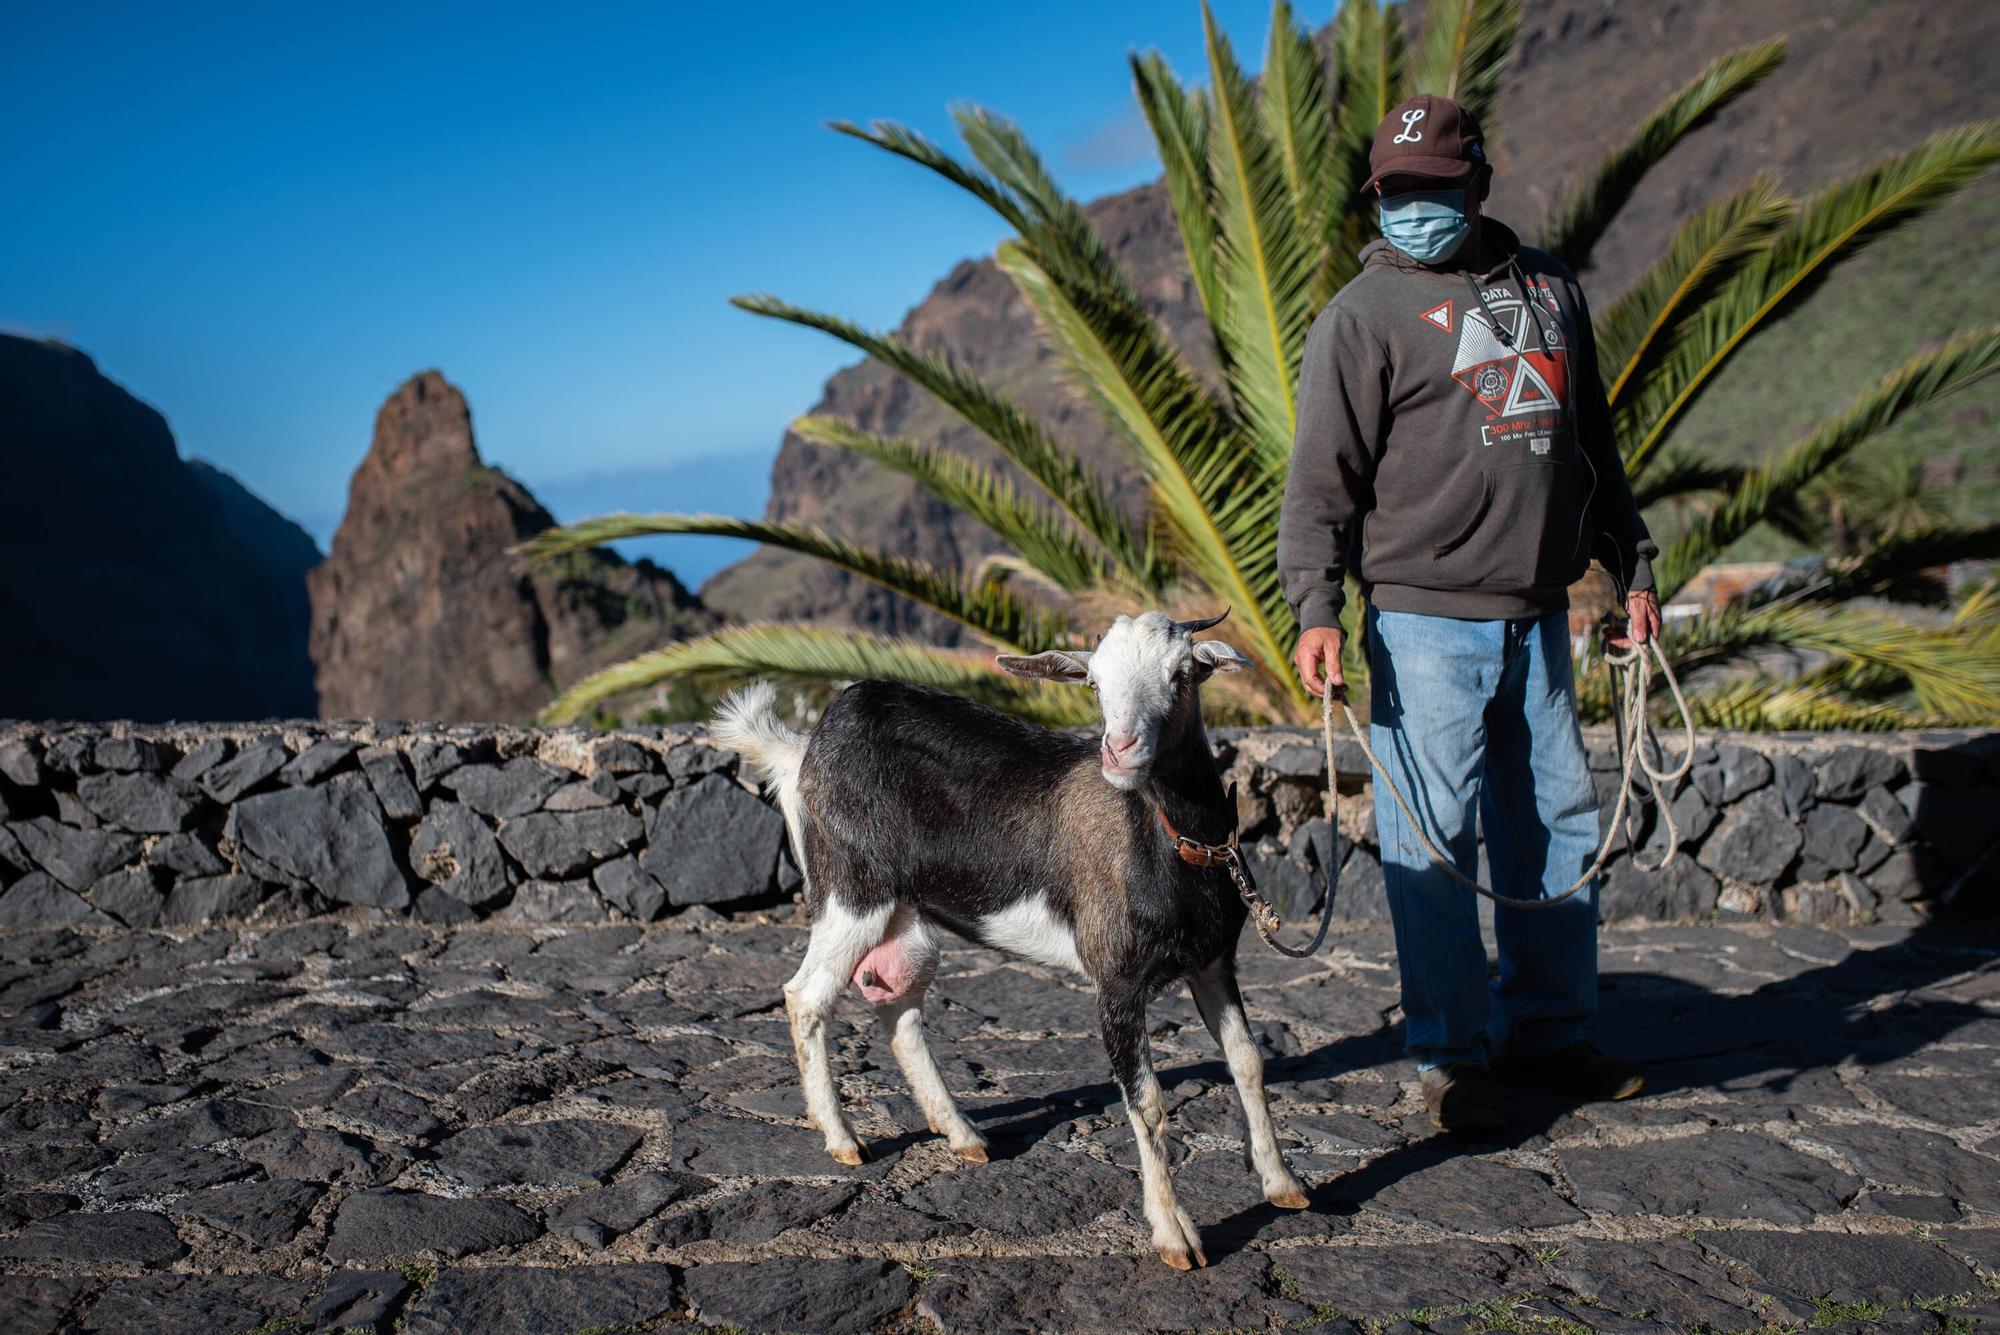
1613,590,1661,648
1295,626,1346,697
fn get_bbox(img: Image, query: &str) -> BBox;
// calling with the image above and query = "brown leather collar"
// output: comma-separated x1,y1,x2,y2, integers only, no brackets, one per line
1152,784,1241,868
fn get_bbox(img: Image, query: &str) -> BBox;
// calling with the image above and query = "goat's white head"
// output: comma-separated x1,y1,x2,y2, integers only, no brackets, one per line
995,609,1252,790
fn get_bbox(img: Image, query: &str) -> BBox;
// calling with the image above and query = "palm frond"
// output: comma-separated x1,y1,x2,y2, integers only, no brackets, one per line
1817,521,2000,604
1953,577,2000,633
515,512,1068,652
828,119,1032,236
1629,447,1751,508
1597,179,1793,414
1260,1,1340,307
1132,51,1223,331
1408,0,1521,129
1539,40,1786,273
1660,600,2000,723
789,414,1112,594
732,294,1158,587
541,622,1095,727
996,240,1299,708
1680,674,1925,732
1656,326,2000,594
1202,0,1320,466
1326,0,1407,291
1620,122,2000,470
953,104,1137,303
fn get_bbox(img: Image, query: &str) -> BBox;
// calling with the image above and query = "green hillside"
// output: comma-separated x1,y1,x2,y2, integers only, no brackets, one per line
1657,180,2000,562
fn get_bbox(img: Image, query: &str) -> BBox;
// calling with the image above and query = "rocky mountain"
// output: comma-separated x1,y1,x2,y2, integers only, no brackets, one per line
0,335,321,721
307,372,718,723
701,0,2000,639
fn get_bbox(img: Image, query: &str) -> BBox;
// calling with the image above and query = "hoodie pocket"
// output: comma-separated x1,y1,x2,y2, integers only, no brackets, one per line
1432,475,1495,559
1428,458,1584,591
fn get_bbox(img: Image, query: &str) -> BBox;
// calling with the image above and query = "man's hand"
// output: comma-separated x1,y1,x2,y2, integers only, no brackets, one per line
1295,626,1346,697
1612,590,1662,648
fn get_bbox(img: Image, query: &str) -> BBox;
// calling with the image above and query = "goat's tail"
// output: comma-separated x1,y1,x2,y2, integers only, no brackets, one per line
710,681,810,884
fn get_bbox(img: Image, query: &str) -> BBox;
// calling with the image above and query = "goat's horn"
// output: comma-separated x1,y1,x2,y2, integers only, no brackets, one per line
1176,607,1231,634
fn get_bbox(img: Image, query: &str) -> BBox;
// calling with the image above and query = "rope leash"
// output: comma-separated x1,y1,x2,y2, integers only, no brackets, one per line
1234,634,1696,956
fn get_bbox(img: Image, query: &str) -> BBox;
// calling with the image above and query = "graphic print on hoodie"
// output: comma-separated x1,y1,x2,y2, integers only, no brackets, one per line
1277,218,1656,631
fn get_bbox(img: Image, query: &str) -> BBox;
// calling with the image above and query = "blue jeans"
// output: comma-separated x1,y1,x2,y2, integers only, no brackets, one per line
1365,604,1602,1070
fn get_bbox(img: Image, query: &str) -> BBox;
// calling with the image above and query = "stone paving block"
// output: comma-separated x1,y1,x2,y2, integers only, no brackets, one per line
75,1273,303,1334
900,1152,1137,1237
0,1276,89,1334
0,1210,186,1267
433,1117,643,1189
1561,1130,1860,1224
169,1179,322,1249
685,1257,914,1335
1699,1228,1981,1307
239,1126,400,1186
669,1110,896,1179
926,1251,1291,1333
305,1268,410,1333
94,1146,257,1202
653,1178,860,1246
1803,1120,2000,1214
548,1170,704,1247
1267,1241,1521,1322
325,1189,540,1263
401,1263,680,1335
1365,1153,1585,1234
331,1083,443,1142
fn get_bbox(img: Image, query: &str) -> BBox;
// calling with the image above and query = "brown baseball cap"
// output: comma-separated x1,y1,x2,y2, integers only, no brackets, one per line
1364,93,1485,191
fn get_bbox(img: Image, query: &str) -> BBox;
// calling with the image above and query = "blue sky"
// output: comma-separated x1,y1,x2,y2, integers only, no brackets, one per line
5,1,1274,583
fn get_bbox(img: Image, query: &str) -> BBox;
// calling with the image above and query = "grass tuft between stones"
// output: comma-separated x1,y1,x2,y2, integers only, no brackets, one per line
1809,1296,1887,1327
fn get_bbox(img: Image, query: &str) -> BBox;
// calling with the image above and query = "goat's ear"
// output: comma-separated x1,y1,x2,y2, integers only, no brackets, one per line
1191,639,1253,679
995,649,1092,682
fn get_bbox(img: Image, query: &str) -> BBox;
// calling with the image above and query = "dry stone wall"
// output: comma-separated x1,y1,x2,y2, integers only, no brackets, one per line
0,722,793,931
0,721,1993,931
1216,725,2000,929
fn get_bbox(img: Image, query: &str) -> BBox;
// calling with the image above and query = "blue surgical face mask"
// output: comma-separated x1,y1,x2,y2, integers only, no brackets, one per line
1378,187,1471,264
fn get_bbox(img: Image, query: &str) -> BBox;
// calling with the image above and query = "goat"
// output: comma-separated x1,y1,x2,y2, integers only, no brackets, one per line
710,609,1309,1270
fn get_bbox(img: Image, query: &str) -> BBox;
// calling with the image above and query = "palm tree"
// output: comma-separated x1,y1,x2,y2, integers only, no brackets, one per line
522,0,2000,732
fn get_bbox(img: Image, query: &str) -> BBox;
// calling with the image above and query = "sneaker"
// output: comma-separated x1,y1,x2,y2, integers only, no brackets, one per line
1494,1041,1645,1102
1420,1060,1506,1132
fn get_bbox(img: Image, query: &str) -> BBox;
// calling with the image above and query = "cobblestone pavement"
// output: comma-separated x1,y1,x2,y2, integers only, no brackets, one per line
2,913,1997,1334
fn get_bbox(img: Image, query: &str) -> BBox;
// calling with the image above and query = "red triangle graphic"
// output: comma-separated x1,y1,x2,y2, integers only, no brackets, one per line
1421,301,1453,331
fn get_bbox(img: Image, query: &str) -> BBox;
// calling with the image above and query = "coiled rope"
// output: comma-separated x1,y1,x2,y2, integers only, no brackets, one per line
1246,635,1696,957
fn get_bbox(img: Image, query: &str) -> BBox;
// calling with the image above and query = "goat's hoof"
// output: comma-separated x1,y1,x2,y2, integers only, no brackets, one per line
1157,1243,1207,1271
1268,1186,1310,1210
827,1143,868,1167
952,1141,989,1164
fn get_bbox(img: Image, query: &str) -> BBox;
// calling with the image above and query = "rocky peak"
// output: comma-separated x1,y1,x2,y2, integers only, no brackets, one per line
308,372,718,723
357,370,480,482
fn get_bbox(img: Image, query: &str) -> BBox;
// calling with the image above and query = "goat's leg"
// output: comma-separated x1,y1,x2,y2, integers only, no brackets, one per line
882,990,988,1162
1191,960,1308,1209
784,896,892,1166
1100,983,1205,1270
874,919,987,1162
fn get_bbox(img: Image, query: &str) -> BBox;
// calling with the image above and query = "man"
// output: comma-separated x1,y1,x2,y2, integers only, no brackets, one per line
1276,93,1661,1132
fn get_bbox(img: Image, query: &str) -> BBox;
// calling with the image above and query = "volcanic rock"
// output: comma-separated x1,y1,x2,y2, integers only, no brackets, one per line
306,371,718,723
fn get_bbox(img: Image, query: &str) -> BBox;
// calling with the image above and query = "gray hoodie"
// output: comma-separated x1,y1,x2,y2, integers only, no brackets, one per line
1277,217,1655,631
